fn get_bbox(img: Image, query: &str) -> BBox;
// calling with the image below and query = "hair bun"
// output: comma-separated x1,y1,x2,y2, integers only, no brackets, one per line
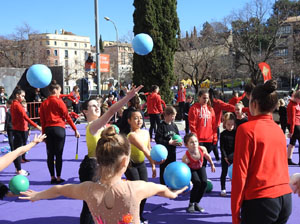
263,80,277,94
101,126,117,140
51,80,57,85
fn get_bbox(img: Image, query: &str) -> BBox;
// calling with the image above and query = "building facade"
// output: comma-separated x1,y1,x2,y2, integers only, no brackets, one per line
29,30,91,88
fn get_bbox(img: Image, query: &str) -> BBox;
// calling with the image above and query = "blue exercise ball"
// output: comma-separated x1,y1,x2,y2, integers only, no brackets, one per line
163,161,191,190
228,164,233,179
151,144,168,162
26,64,52,88
132,33,153,56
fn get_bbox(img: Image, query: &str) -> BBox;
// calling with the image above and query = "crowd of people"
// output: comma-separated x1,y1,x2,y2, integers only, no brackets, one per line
0,80,300,224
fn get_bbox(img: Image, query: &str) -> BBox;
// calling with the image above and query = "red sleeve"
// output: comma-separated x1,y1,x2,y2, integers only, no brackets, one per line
237,92,246,102
217,99,235,112
290,105,296,135
161,99,166,109
231,126,251,224
188,105,198,134
39,102,46,133
58,100,77,131
19,104,38,128
60,94,69,98
156,95,163,114
211,108,218,143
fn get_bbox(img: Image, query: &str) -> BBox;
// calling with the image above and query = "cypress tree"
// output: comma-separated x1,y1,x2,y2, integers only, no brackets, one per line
132,0,179,103
99,35,104,52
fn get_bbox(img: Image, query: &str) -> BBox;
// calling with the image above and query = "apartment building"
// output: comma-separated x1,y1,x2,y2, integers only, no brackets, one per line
29,30,91,84
102,41,134,85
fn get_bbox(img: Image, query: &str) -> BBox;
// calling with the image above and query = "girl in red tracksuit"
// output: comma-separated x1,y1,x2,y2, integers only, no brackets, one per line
209,89,235,163
10,88,42,176
40,80,80,184
231,80,292,224
147,85,164,141
286,92,300,165
188,89,217,166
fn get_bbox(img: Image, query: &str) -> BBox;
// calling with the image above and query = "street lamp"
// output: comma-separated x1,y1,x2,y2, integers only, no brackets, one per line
104,16,120,94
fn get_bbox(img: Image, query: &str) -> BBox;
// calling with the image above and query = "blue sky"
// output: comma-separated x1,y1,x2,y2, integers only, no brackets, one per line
1,0,253,45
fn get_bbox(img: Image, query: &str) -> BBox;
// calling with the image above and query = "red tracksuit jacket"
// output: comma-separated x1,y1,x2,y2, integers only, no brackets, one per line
286,99,300,134
40,96,77,133
231,114,292,224
147,92,163,114
10,100,38,131
188,103,217,143
213,99,235,127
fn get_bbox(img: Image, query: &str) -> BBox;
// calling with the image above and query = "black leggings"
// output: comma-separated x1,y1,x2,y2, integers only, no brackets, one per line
160,150,176,185
220,158,229,190
79,155,98,224
7,130,14,153
12,130,27,171
190,167,207,203
149,114,161,139
45,126,66,177
125,161,148,220
241,193,292,224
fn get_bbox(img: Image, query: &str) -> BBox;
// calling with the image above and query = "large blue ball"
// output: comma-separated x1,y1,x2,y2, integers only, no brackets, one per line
228,164,233,179
151,144,168,162
26,64,52,88
132,33,153,56
163,161,191,190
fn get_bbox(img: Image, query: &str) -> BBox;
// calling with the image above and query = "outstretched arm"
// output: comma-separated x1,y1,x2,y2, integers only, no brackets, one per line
134,181,187,200
19,182,90,202
89,85,143,135
0,134,46,171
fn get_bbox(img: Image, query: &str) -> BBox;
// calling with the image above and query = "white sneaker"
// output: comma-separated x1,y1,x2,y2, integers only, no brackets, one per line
215,160,221,164
17,169,30,176
220,189,226,197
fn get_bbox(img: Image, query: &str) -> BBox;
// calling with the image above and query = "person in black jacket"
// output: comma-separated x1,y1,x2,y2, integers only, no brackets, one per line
220,112,236,197
155,106,182,184
119,94,144,135
183,95,193,134
4,100,13,152
278,99,287,134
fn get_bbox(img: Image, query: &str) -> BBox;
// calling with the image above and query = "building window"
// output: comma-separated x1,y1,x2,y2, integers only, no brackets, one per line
54,41,57,46
275,48,288,57
55,60,58,65
65,50,68,58
277,26,292,35
74,43,77,47
46,40,50,45
54,50,58,56
75,60,78,65
65,42,68,47
85,43,87,48
65,60,68,67
74,50,77,55
47,50,51,56
40,41,42,46
121,52,126,64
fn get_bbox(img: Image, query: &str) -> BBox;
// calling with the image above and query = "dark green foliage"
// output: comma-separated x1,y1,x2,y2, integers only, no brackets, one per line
132,0,179,103
99,35,104,53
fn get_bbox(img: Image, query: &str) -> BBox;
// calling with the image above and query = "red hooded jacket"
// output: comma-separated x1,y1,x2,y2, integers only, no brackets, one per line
188,103,217,143
147,92,163,114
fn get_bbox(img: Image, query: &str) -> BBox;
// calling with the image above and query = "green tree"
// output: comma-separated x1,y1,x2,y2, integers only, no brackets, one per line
132,0,179,103
99,35,104,53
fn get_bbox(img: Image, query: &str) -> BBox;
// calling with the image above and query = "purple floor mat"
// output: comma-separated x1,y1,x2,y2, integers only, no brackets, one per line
0,124,299,224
